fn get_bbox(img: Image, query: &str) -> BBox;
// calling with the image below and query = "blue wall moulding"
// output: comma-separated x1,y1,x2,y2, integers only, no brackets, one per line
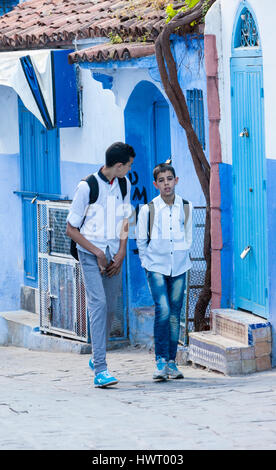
92,72,113,90
0,0,18,16
51,50,80,128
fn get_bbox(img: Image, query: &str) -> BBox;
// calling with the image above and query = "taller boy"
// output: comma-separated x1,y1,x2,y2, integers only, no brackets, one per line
66,142,135,388
136,163,192,381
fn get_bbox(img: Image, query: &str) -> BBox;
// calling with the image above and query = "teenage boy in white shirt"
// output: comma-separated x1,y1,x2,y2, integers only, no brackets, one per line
136,163,192,381
66,142,135,388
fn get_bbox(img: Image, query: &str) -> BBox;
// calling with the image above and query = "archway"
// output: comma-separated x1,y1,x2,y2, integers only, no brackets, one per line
124,80,171,309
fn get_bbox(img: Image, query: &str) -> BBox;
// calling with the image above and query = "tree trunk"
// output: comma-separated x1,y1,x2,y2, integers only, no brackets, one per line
155,0,216,331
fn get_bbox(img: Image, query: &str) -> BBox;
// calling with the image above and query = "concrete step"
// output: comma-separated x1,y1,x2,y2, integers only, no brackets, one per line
189,330,272,375
0,310,129,354
211,308,271,345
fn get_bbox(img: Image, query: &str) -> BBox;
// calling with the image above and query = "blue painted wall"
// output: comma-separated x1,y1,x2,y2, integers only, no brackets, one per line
219,163,233,309
266,158,276,366
219,159,276,365
0,153,24,311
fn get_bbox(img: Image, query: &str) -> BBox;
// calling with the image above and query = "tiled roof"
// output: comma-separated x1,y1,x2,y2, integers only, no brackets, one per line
68,42,155,63
0,0,201,51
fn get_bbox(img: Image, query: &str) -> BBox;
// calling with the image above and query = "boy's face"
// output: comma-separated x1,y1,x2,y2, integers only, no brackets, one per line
153,170,179,198
114,157,134,178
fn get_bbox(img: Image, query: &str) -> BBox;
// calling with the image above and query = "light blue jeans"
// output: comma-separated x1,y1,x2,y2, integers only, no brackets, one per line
146,270,186,362
78,248,122,375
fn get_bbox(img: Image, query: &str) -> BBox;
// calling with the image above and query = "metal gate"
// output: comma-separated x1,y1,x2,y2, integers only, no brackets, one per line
37,200,127,342
180,206,209,344
37,200,88,342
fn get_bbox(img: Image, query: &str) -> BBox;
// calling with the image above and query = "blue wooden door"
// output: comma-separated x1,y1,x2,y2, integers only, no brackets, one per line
231,57,268,317
19,100,60,286
125,92,171,308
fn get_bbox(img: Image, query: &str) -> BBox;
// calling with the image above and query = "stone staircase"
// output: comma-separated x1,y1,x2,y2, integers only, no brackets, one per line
188,309,272,375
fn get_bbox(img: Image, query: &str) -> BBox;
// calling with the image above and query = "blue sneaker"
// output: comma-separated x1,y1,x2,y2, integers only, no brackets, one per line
167,360,184,379
89,358,94,371
153,358,168,381
94,370,118,388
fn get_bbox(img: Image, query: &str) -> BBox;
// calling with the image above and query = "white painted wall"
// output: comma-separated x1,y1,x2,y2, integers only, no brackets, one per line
60,66,166,165
0,85,19,155
205,0,276,164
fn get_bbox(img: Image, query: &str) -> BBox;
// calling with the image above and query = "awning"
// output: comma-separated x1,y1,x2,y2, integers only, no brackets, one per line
0,48,79,129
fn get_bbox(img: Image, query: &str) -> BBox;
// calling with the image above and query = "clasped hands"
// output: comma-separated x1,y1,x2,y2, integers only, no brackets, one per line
96,249,125,277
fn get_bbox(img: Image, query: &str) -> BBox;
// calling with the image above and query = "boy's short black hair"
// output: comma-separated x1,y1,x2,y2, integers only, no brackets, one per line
153,163,176,181
105,142,135,167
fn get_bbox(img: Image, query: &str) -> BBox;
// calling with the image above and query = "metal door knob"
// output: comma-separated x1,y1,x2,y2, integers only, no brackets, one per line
239,128,249,137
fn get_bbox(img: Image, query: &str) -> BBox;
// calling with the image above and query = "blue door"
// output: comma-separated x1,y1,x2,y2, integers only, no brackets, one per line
19,99,60,286
124,81,171,308
231,57,268,317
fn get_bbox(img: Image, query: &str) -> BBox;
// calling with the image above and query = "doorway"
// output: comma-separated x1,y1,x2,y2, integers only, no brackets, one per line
124,80,171,309
230,5,268,318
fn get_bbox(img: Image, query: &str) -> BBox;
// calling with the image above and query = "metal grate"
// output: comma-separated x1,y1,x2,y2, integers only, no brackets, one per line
37,199,126,342
187,89,206,150
37,200,88,342
180,207,210,344
239,9,259,48
48,207,71,256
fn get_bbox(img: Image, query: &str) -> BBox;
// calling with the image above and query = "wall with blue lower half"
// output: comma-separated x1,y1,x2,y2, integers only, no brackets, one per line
78,37,209,345
266,159,276,366
219,163,233,309
0,87,23,311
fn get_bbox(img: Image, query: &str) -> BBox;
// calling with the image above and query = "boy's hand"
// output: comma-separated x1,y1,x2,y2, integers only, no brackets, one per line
106,250,125,277
95,250,108,274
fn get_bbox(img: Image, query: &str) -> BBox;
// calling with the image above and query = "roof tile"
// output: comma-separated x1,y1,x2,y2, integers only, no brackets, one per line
0,0,202,50
68,41,155,64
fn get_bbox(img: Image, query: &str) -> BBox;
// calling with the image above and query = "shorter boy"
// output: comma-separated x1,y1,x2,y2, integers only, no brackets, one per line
136,163,192,380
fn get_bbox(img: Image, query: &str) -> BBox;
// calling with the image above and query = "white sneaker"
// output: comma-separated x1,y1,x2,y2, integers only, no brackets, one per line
153,358,168,381
167,361,184,379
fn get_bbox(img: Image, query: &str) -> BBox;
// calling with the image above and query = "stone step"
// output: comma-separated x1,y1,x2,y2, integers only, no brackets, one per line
0,310,129,354
189,330,272,376
211,309,271,346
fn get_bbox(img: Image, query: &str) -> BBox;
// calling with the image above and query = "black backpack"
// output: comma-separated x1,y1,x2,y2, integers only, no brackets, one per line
70,174,127,260
147,198,190,244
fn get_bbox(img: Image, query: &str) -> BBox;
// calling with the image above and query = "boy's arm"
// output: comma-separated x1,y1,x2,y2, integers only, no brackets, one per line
66,182,107,270
185,201,193,250
105,218,129,277
106,178,131,277
66,222,107,270
136,204,149,264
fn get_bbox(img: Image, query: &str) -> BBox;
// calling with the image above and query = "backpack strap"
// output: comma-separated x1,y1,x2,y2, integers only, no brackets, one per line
182,199,190,228
82,173,99,204
147,201,155,244
118,176,127,200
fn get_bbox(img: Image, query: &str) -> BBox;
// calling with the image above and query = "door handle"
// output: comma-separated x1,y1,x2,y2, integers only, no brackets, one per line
240,245,251,259
239,128,249,138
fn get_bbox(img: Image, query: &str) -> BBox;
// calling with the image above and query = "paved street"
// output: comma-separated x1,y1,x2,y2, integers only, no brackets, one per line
1,345,276,450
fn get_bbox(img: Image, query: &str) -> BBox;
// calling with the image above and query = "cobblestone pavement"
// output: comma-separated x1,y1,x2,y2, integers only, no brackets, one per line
1,345,276,450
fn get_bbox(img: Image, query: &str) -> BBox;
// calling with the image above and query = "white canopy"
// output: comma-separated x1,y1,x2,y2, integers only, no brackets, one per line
0,49,54,127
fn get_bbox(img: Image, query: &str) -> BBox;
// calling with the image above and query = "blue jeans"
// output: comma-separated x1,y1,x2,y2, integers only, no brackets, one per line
146,270,186,362
78,248,122,375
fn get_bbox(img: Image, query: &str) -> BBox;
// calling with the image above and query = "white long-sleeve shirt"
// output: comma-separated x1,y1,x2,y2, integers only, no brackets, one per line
66,169,131,258
136,194,192,276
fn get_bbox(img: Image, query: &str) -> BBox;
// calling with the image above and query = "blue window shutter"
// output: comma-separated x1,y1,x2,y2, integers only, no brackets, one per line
186,89,206,150
0,1,19,16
